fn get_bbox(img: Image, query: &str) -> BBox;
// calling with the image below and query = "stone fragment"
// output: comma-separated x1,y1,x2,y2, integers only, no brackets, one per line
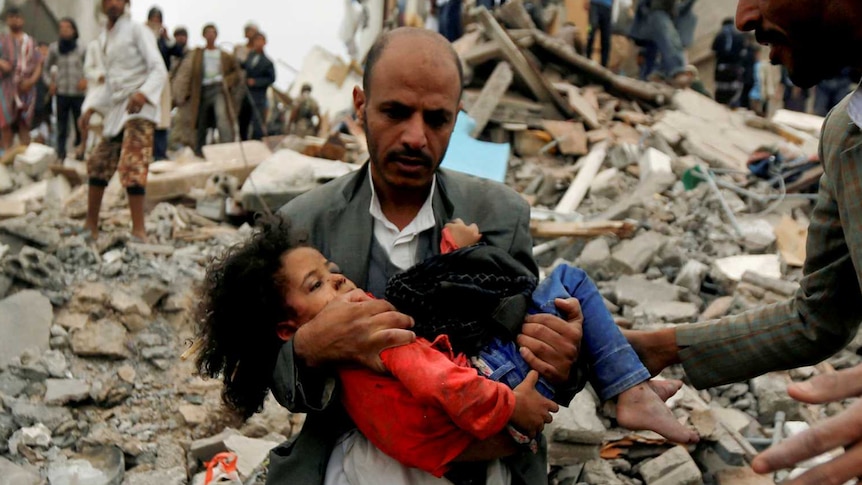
14,423,52,449
75,282,109,305
44,378,91,405
546,390,606,445
739,219,777,252
610,232,668,274
712,254,782,283
224,434,282,478
109,290,152,317
179,404,207,426
0,290,53,367
674,260,709,293
751,373,802,422
639,147,673,181
47,447,125,485
699,296,735,321
4,246,65,289
55,312,89,330
117,365,136,384
124,467,185,485
582,459,626,485
613,275,686,307
633,301,700,323
190,428,242,462
576,238,611,279
10,399,74,431
0,456,41,485
639,446,703,485
71,320,130,359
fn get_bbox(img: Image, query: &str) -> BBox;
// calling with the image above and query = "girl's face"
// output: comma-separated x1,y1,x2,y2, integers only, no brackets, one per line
279,247,357,327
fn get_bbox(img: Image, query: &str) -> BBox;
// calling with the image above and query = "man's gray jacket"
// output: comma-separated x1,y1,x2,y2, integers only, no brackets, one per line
265,166,582,485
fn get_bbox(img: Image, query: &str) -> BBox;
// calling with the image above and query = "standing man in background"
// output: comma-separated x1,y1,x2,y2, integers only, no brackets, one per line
172,24,240,157
0,7,42,152
80,0,167,242
144,6,172,161
586,0,613,68
44,17,87,161
238,32,275,141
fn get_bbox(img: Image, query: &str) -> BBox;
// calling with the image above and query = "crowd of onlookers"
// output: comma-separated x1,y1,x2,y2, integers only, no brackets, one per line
8,4,323,164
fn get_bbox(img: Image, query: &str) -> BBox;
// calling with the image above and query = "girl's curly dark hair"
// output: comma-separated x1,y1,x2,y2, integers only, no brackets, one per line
195,215,308,419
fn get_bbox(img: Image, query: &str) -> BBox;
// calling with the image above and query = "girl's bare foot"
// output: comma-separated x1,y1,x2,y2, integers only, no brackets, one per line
615,382,700,444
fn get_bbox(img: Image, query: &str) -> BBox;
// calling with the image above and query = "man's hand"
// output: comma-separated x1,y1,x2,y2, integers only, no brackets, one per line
126,92,148,114
49,82,57,97
247,78,256,87
517,298,583,385
510,370,559,437
0,59,11,74
18,80,34,94
293,289,416,373
751,364,862,484
79,109,94,133
445,218,481,247
77,78,88,92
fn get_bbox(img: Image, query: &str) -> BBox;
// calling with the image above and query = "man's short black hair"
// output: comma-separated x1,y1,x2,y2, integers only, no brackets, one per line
4,7,22,19
147,7,163,22
202,23,218,36
174,27,188,37
252,32,266,42
362,29,464,99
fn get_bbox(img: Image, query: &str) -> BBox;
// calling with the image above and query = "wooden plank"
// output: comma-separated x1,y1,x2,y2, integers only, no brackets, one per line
498,0,537,30
469,62,514,138
531,29,674,106
552,82,600,130
554,140,608,213
530,219,637,239
542,120,587,155
475,8,574,118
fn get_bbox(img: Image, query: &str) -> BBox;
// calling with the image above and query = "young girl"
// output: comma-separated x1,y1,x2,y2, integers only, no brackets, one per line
196,216,697,481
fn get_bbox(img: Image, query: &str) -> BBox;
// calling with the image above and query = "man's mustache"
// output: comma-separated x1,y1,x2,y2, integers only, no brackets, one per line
385,149,433,166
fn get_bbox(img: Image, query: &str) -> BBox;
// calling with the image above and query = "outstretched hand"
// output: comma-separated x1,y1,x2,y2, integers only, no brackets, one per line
751,363,862,484
293,289,415,373
517,298,583,385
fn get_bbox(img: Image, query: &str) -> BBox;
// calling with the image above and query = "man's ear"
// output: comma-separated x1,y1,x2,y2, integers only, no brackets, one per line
353,86,366,124
275,320,299,342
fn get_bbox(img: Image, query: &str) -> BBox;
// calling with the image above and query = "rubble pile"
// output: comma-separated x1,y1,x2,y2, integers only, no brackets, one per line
0,3,860,484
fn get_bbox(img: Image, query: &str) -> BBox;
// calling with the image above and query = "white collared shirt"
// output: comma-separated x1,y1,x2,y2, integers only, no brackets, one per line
82,15,167,137
848,83,862,130
368,165,437,270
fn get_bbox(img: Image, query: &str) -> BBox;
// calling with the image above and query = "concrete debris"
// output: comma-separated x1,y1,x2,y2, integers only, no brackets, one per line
639,446,703,485
13,143,57,178
712,254,783,284
0,290,53,367
609,232,668,275
751,374,803,422
70,320,130,360
0,456,41,485
546,389,606,445
44,378,91,405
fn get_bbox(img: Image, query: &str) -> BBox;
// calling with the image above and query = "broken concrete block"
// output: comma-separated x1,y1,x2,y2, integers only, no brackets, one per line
0,290,53,367
109,291,152,317
712,254,782,283
0,199,25,219
55,312,89,331
13,143,57,177
633,301,700,323
0,456,41,485
582,459,626,485
9,398,74,431
47,447,125,485
4,246,66,289
546,441,600,467
546,389,606,444
639,446,703,485
76,282,110,305
12,423,52,449
589,167,622,198
610,232,668,275
674,260,709,294
638,147,673,181
576,238,611,279
178,404,207,426
196,196,226,221
613,275,686,308
0,164,12,193
44,378,91,405
71,319,130,360
751,373,802,422
699,296,734,321
41,349,69,378
44,175,72,210
739,219,777,253
190,428,242,462
224,434,281,479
